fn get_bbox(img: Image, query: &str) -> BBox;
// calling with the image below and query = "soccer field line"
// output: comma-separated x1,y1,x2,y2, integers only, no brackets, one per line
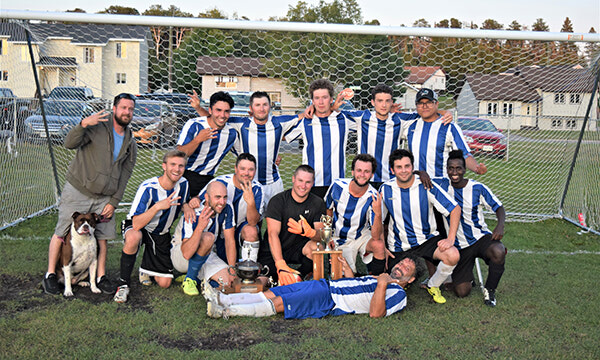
1,235,599,256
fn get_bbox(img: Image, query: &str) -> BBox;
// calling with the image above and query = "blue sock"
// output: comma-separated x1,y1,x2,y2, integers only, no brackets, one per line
186,254,209,282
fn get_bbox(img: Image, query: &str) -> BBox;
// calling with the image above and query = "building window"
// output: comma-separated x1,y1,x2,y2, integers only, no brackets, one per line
215,76,238,89
503,103,513,115
116,43,127,58
569,94,581,104
566,119,576,129
487,102,497,115
554,93,565,104
0,40,4,55
116,73,127,84
84,48,95,63
551,119,562,128
1,70,8,81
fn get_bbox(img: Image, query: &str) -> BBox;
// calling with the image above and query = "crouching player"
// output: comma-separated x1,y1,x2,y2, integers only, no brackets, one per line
436,150,506,306
204,255,419,319
114,150,194,303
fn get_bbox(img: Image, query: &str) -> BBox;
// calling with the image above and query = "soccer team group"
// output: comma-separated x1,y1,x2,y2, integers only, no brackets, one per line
42,78,507,320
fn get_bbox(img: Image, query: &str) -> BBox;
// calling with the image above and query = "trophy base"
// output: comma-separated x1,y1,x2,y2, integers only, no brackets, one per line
222,278,264,294
313,250,343,281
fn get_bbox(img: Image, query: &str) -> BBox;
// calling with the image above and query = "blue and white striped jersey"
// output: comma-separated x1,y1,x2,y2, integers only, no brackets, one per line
199,174,265,227
329,276,407,317
402,117,471,179
325,178,378,246
177,117,238,175
179,201,235,261
434,178,503,249
228,115,300,185
343,110,419,182
379,176,457,252
286,112,356,187
128,176,190,236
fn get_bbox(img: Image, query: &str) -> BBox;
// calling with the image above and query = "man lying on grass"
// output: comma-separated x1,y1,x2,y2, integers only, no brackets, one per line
203,255,421,319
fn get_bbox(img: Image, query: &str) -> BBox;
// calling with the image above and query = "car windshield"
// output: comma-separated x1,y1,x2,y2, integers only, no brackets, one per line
0,89,13,97
135,103,169,117
41,101,86,116
457,118,498,132
229,94,251,108
50,88,86,99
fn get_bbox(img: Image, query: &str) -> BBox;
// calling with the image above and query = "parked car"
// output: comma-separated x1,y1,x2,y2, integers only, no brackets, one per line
0,88,34,134
135,93,200,123
24,100,95,142
456,117,507,159
131,100,178,147
46,86,105,111
226,91,252,117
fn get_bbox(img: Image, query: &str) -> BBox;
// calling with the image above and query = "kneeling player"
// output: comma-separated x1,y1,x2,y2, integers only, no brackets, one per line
435,150,506,306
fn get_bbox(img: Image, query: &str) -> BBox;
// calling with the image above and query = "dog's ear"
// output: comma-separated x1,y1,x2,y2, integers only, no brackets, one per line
72,212,80,220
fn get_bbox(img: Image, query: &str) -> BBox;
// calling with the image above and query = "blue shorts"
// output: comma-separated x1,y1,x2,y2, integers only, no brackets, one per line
270,279,335,319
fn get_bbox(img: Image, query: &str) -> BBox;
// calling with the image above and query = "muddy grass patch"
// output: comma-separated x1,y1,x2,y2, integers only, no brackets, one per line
155,324,265,351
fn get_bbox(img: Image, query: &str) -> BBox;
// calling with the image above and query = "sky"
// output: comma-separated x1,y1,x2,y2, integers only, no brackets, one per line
1,0,599,33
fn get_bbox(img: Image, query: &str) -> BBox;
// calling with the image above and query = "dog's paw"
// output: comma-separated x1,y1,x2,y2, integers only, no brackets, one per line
90,286,101,294
63,290,74,297
78,281,90,287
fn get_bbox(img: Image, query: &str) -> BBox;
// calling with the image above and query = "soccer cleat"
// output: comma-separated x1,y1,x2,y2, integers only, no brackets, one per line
174,274,186,283
97,276,116,294
201,279,221,304
206,301,225,319
427,286,447,304
181,277,199,296
139,271,152,286
113,285,130,303
483,288,497,307
42,273,61,295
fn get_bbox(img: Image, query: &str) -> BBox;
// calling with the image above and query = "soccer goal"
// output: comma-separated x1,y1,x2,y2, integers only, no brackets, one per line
0,10,598,234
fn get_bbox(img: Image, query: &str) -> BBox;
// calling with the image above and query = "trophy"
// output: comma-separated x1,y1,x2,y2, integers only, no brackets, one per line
319,214,334,251
227,259,269,293
313,214,343,280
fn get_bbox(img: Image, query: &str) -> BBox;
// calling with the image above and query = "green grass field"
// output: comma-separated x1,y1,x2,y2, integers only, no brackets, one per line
0,214,599,359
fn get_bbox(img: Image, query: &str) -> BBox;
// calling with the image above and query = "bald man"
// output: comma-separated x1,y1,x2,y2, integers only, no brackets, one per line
171,181,238,296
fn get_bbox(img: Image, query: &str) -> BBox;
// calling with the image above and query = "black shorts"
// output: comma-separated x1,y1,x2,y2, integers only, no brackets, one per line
452,234,501,285
183,170,214,198
389,235,444,268
123,219,174,278
258,237,313,279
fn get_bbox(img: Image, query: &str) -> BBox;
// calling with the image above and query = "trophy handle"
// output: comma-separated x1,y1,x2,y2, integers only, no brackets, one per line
261,264,269,276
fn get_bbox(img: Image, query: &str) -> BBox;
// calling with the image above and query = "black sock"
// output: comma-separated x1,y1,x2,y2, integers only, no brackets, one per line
485,261,505,290
368,258,386,275
119,251,137,285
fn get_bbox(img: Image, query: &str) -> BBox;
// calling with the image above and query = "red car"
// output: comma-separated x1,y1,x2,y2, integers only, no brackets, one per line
456,117,507,159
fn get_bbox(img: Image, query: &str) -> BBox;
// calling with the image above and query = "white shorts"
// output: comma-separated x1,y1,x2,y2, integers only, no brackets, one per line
261,178,284,208
171,243,228,281
335,233,373,272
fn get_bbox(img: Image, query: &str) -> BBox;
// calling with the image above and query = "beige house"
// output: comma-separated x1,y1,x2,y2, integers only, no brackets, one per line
196,56,302,110
0,23,148,99
398,66,446,109
457,65,598,130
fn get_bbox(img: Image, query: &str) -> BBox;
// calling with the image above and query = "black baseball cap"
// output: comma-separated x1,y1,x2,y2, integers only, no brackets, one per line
415,88,438,103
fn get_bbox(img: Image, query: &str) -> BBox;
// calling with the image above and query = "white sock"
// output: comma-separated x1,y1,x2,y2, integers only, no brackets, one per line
226,298,276,317
428,262,456,288
241,241,259,262
220,291,267,306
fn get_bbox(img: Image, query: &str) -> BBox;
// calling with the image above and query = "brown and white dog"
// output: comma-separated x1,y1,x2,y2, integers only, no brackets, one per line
57,212,102,297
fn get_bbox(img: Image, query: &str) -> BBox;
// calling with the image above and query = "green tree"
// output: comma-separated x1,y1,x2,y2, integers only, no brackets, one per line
532,18,549,31
413,18,431,27
585,27,600,65
98,6,140,15
282,0,362,24
481,19,503,30
559,17,581,64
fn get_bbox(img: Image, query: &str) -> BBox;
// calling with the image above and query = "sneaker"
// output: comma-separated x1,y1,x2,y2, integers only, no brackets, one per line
174,274,186,283
181,277,199,296
113,285,130,303
206,301,224,318
97,276,116,294
201,279,221,304
42,273,61,295
139,271,152,286
483,288,497,307
427,286,447,304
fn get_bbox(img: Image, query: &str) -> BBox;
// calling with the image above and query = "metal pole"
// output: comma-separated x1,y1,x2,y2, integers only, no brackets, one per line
558,59,600,214
25,29,62,198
